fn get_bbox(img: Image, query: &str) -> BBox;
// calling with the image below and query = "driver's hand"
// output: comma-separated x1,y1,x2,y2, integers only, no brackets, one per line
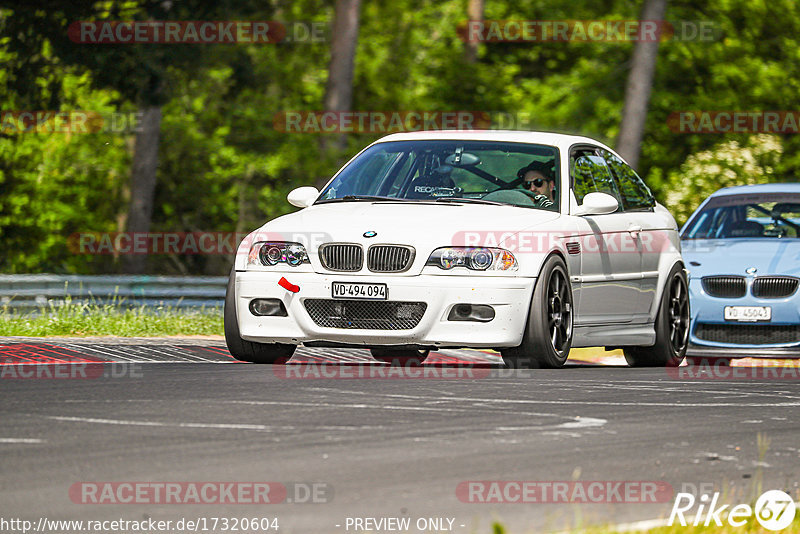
532,194,554,208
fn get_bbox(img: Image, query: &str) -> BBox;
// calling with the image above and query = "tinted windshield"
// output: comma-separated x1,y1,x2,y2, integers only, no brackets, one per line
318,140,560,211
681,192,800,240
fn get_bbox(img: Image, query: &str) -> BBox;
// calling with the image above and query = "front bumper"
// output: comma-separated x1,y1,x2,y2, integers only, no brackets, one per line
687,279,800,358
687,343,800,359
234,270,534,348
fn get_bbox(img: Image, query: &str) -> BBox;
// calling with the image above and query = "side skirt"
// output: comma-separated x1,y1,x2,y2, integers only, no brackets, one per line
572,323,656,348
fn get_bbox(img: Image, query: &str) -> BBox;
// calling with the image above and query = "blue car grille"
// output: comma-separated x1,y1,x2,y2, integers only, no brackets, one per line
701,276,746,298
695,323,800,345
752,276,799,298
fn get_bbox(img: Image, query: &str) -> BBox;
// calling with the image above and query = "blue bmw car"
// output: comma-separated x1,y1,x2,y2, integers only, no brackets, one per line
680,183,800,362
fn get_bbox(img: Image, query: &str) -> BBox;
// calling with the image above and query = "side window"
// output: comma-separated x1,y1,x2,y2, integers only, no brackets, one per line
602,151,655,211
571,149,622,208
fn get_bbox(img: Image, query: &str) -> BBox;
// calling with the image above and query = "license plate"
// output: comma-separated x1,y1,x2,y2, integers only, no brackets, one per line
724,306,771,322
332,282,388,300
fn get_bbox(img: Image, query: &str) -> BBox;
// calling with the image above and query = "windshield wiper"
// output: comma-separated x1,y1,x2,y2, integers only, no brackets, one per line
317,195,397,204
435,197,504,206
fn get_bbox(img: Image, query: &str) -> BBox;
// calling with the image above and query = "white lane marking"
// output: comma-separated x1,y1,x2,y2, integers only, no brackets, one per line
225,399,529,414
307,388,800,407
60,343,138,363
148,345,229,363
82,344,163,362
557,416,607,429
44,414,385,432
553,382,798,399
46,415,292,432
223,399,569,419
58,344,233,363
0,438,45,443
494,417,607,432
125,345,198,362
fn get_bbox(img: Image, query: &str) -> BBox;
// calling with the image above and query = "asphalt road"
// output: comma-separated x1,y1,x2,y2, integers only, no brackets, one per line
1,339,799,534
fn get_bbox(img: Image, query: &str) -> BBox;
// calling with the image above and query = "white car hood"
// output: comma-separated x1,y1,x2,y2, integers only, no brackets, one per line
238,201,562,271
683,238,800,278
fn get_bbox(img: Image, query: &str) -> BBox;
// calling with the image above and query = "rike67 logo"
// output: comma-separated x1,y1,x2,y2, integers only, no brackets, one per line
669,490,796,530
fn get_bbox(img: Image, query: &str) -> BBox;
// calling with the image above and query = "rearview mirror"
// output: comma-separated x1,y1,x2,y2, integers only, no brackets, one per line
444,152,480,166
287,186,319,208
573,192,619,216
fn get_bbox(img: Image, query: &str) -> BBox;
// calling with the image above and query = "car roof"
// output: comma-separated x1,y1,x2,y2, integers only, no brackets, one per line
710,182,800,196
370,129,619,155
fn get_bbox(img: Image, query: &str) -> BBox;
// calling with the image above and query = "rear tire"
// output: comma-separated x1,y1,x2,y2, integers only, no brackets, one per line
502,255,573,369
224,270,296,364
624,264,689,367
370,348,430,366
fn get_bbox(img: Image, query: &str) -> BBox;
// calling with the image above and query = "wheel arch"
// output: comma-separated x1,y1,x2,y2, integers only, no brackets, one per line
520,249,572,323
649,259,688,321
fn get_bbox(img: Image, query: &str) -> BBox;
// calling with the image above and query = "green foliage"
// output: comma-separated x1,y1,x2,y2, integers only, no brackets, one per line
1,0,799,274
0,70,130,272
664,134,783,224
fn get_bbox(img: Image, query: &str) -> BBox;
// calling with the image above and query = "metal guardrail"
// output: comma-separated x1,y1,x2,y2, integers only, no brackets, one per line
0,274,227,310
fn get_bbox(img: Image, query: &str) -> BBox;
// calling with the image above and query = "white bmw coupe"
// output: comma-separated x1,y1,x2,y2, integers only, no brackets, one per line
226,131,689,368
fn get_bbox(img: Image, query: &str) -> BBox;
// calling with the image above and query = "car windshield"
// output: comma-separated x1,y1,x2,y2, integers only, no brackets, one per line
317,140,560,211
681,192,800,240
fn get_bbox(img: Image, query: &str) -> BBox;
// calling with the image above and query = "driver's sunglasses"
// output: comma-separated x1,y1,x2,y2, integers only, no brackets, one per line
525,178,546,188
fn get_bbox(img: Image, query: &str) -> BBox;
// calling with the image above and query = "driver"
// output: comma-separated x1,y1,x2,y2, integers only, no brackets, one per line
517,162,556,208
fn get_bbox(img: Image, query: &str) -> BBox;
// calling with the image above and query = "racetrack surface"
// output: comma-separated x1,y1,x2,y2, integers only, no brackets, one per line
1,338,799,533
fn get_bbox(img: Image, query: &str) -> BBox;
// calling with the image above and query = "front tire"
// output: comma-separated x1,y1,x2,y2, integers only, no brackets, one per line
224,270,296,364
370,348,430,366
502,255,573,369
624,264,689,367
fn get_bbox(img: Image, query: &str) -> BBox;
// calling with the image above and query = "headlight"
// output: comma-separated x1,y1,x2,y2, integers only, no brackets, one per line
425,247,518,271
247,242,309,267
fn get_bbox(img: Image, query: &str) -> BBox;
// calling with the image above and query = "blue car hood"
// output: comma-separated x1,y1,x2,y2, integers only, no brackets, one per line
682,239,800,278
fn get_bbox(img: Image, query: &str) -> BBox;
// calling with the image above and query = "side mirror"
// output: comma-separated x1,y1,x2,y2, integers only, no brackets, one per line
287,186,319,208
573,192,619,216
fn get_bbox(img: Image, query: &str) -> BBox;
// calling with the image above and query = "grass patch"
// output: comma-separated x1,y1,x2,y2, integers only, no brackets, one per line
570,515,800,533
0,298,223,337
488,514,800,533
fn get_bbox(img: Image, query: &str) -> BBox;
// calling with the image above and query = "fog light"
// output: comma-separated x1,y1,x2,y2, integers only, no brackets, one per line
447,304,495,322
454,304,471,317
249,299,288,317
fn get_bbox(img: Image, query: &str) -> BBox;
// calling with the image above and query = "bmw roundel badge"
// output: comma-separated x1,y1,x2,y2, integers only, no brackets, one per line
363,231,377,238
